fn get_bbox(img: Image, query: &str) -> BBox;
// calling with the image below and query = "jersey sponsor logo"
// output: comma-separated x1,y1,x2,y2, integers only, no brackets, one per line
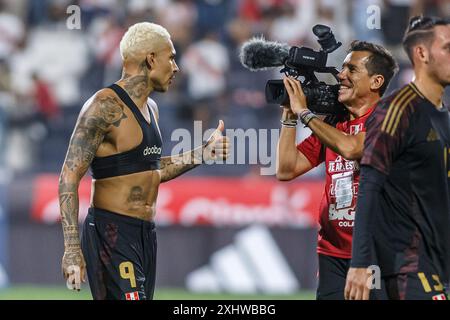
143,145,162,156
328,203,355,227
328,155,359,173
125,291,140,300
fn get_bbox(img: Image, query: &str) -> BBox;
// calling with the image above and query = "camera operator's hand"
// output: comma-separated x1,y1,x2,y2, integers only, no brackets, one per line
283,77,308,114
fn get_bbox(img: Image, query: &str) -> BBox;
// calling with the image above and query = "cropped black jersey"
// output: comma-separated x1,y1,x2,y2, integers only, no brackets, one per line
90,84,162,179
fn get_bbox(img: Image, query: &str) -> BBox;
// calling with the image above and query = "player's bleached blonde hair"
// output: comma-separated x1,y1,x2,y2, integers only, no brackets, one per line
119,22,171,61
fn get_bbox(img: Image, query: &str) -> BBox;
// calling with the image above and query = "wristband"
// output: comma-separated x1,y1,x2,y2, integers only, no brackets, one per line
280,119,298,128
299,110,317,127
280,109,298,128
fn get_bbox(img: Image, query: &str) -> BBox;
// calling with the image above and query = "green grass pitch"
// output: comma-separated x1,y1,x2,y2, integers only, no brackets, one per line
0,286,315,300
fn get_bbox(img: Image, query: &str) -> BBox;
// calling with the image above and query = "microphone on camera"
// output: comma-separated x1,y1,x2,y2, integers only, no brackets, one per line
239,37,290,71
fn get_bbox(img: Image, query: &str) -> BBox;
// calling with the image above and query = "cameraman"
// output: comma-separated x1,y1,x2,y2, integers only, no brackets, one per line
276,41,398,300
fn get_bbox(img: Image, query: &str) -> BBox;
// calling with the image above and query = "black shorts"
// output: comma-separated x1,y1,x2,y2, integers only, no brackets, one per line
317,254,448,300
317,254,386,300
316,254,350,300
382,258,448,300
81,207,157,300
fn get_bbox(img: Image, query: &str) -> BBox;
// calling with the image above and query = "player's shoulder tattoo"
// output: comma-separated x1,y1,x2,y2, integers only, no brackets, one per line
63,90,127,175
86,89,128,129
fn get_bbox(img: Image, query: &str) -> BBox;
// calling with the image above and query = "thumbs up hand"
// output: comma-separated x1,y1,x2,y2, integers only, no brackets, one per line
204,120,230,162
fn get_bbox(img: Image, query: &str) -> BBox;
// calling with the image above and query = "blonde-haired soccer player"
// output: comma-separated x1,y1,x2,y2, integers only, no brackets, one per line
59,22,229,300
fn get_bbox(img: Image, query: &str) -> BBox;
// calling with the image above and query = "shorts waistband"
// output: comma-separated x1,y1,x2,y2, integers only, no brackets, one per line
88,207,155,229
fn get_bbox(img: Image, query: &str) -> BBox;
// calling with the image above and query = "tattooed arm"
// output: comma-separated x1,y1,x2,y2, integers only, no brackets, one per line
159,145,205,183
159,120,230,183
144,99,230,183
147,98,203,183
58,90,127,289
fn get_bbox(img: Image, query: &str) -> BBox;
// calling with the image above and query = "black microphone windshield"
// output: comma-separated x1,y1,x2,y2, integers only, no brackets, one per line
239,37,290,71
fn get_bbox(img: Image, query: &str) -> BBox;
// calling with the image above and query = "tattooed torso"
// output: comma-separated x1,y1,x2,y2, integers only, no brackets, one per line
60,87,161,229
60,66,198,236
92,170,161,221
90,88,161,221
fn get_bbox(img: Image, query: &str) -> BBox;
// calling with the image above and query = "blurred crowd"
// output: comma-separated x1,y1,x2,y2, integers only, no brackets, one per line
0,0,448,177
